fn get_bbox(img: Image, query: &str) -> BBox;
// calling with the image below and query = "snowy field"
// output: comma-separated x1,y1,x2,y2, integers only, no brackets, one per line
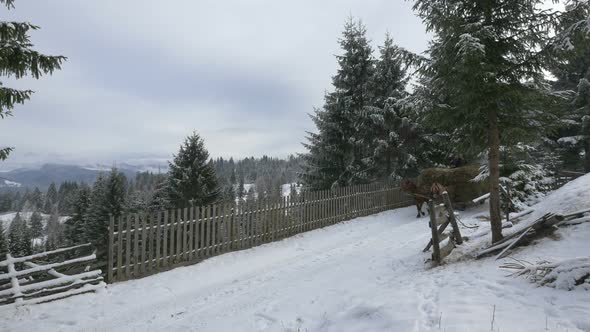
1,177,590,331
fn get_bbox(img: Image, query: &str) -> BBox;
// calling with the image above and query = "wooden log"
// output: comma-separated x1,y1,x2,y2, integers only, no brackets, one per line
0,269,103,298
422,218,451,252
442,192,463,245
19,276,103,301
0,254,97,282
495,227,534,260
428,200,441,265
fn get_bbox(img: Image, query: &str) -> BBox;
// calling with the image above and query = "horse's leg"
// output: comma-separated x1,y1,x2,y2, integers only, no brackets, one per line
416,202,421,218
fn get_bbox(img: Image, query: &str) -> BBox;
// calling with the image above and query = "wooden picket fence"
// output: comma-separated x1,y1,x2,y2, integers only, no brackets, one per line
107,182,414,283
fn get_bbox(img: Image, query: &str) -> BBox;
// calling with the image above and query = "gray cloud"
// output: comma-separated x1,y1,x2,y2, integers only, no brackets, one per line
0,0,428,170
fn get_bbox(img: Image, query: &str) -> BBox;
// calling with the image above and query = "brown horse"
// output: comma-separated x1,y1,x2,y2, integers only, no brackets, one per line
402,180,447,218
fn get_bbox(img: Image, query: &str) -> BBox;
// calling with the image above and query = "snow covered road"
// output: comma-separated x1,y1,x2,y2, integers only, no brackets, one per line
1,205,589,331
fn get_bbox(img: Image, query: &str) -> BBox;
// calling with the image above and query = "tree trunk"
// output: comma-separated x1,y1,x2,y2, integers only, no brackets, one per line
488,108,503,243
583,116,590,173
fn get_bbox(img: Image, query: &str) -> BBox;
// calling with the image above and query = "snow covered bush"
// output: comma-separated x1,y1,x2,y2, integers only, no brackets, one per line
475,143,556,209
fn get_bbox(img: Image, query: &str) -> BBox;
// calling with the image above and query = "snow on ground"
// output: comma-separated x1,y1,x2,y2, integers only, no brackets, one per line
0,178,21,188
1,177,590,331
281,183,302,197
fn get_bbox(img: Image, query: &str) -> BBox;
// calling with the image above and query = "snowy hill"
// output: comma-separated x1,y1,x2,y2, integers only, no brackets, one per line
0,163,147,190
0,177,21,188
0,176,589,331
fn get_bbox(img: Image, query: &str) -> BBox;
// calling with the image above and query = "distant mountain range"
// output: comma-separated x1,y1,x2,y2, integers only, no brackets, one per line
0,163,167,190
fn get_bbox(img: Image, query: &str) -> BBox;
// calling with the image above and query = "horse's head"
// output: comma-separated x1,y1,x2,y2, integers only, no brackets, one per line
401,179,417,193
430,182,446,199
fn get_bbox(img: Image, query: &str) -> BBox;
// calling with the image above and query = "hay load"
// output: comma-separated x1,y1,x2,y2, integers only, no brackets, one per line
417,165,488,204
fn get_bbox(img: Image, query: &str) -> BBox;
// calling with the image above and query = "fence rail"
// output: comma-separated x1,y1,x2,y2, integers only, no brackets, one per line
0,243,105,306
107,182,414,283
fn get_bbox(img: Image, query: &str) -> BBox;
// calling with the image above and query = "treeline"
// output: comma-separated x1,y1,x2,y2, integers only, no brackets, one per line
0,171,168,258
302,4,590,243
302,20,429,191
213,155,302,201
0,182,79,214
0,137,304,260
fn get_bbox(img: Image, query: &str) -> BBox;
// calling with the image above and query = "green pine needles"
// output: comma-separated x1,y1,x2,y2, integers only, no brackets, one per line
0,0,65,160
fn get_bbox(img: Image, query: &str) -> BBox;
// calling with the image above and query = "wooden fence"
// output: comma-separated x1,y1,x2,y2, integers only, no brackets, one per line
107,182,414,282
0,244,105,306
553,170,586,189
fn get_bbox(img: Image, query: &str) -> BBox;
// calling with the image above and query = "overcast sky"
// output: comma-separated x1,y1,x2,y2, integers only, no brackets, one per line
0,0,429,170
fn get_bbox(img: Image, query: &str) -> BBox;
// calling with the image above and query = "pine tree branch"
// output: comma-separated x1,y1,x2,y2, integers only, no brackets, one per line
0,147,13,161
0,86,33,117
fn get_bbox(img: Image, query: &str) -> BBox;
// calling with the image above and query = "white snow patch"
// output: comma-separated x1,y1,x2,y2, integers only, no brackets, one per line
281,183,302,197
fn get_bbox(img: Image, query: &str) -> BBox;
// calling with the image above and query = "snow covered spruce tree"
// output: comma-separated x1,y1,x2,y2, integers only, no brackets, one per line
302,18,375,190
8,212,31,257
45,206,64,251
0,222,7,258
29,210,43,238
64,184,91,246
409,0,589,243
360,34,423,180
166,132,219,208
549,1,590,171
0,0,65,160
85,169,127,261
43,182,58,213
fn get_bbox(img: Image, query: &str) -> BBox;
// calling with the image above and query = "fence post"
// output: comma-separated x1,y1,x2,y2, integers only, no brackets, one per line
107,215,114,283
6,253,23,305
117,216,123,281
428,200,441,265
125,215,131,279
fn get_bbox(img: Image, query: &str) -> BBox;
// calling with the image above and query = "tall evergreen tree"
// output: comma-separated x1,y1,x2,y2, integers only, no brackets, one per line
57,181,80,215
44,182,58,213
29,210,43,238
29,187,43,211
302,18,375,190
166,132,219,208
8,212,31,257
64,184,90,246
45,206,63,251
237,173,245,199
549,1,590,171
0,0,65,160
85,169,127,260
409,0,588,243
360,34,423,180
0,222,7,258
